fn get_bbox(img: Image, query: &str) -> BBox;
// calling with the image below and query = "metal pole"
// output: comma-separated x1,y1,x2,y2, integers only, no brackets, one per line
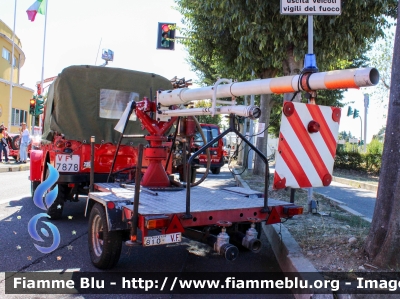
40,0,49,95
130,144,143,243
359,116,363,151
363,94,369,152
308,15,313,54
90,136,95,192
8,0,17,131
247,93,255,170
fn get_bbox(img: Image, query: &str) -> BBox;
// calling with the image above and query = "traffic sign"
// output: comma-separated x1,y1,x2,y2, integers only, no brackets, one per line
273,102,341,189
349,138,358,144
280,0,341,15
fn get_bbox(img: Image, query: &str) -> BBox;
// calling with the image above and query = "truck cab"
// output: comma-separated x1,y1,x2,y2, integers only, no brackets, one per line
193,123,225,174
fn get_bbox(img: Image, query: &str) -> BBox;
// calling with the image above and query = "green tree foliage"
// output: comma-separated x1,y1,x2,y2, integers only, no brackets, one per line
367,27,395,107
338,131,356,142
372,125,386,141
174,0,397,174
176,0,396,80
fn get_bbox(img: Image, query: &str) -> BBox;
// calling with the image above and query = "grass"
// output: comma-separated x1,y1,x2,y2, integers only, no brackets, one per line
331,213,371,229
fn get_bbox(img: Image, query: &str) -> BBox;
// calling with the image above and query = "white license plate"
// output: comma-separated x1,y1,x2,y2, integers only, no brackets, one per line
55,155,80,172
143,233,182,247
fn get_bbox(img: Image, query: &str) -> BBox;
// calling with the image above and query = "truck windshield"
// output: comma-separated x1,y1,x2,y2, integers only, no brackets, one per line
194,126,219,148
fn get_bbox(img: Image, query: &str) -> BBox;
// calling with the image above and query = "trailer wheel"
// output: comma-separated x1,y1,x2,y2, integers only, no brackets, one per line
88,203,122,269
211,167,221,175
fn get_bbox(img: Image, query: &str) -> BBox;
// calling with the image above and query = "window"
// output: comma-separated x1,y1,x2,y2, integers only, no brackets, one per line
11,108,27,126
99,89,138,120
2,48,11,62
12,56,18,68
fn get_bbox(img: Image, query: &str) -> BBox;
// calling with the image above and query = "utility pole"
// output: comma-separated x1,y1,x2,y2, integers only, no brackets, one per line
364,94,369,152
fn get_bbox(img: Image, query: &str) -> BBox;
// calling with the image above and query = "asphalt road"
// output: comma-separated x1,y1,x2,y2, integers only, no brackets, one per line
314,181,377,219
0,166,293,299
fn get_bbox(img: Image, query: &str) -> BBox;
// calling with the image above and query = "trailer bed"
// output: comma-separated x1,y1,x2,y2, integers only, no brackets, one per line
91,183,289,215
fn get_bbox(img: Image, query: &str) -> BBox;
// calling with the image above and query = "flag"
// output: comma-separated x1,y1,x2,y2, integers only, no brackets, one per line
26,0,46,22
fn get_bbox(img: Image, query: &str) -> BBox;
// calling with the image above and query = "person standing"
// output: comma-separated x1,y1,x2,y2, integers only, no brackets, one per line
19,122,30,164
0,125,9,163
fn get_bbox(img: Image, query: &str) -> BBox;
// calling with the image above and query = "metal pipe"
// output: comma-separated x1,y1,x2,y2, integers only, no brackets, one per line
184,115,270,218
183,228,239,261
107,101,136,182
165,117,180,171
161,105,261,119
158,68,379,106
130,144,143,243
229,231,262,253
308,15,313,54
90,136,95,192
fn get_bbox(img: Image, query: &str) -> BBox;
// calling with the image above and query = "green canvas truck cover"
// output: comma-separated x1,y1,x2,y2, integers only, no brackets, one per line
42,65,172,145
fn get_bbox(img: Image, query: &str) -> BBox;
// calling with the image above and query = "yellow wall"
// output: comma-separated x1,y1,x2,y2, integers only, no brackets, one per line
0,81,34,133
0,20,24,83
0,21,33,134
0,22,23,48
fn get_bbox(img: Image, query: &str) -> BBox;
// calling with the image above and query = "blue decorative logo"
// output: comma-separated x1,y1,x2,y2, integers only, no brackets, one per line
28,164,61,253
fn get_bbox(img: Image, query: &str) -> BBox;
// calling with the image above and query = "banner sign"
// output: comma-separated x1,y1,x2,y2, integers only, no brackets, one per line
280,0,341,15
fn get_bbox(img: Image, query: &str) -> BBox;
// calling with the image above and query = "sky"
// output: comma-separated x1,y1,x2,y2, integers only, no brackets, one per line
340,88,388,142
1,0,390,143
1,0,199,88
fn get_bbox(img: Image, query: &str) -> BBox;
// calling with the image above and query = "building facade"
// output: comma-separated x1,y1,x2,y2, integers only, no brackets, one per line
0,19,34,134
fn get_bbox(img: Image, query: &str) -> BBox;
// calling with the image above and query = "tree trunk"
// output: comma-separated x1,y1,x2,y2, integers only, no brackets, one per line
253,69,277,176
364,9,400,267
282,45,303,102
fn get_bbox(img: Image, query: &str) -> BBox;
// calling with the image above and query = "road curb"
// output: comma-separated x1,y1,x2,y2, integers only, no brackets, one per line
233,169,333,299
0,164,29,172
314,193,372,224
332,176,378,192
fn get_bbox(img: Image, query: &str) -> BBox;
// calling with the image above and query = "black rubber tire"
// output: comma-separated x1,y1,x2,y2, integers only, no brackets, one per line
211,167,221,175
31,181,40,198
44,170,67,220
88,203,123,269
47,184,71,220
11,135,20,150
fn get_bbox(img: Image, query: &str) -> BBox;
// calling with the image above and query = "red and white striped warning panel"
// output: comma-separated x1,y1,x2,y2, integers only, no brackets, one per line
273,102,341,189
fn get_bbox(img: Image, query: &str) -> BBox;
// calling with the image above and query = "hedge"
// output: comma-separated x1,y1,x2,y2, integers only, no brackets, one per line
334,151,381,174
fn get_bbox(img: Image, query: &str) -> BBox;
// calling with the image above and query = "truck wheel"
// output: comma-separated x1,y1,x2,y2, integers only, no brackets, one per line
211,167,221,175
11,135,20,150
47,197,64,220
31,181,40,198
88,203,122,269
47,184,71,219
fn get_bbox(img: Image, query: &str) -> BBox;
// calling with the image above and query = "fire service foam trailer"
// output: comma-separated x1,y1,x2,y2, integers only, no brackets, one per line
32,65,378,269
